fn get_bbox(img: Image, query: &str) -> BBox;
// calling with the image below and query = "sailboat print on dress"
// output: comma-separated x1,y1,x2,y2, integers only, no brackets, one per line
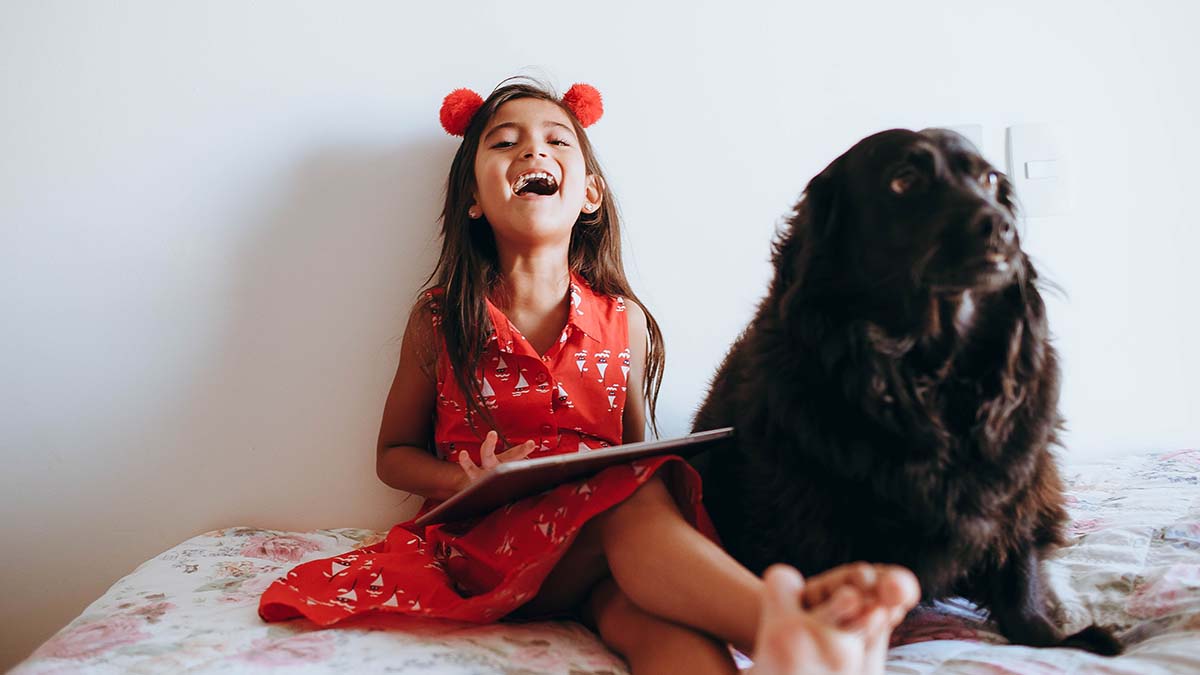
571,285,584,315
255,278,720,629
594,350,611,381
497,532,516,556
480,377,499,409
438,392,462,413
426,291,444,327
556,383,574,409
326,561,351,579
619,348,631,383
534,516,556,540
512,371,530,397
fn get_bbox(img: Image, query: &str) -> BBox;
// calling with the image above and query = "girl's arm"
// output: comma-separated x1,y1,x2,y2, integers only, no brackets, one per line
622,300,649,445
376,304,467,502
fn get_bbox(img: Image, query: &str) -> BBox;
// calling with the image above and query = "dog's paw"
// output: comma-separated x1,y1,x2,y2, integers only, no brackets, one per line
1062,624,1123,656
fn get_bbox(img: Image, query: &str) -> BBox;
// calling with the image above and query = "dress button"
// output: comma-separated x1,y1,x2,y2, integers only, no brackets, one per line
540,423,554,434
535,372,548,384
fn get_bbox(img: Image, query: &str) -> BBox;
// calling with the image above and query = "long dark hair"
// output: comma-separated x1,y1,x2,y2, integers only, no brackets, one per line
423,77,665,442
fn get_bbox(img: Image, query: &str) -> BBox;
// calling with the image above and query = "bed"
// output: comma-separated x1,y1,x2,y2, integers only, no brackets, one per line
14,449,1200,674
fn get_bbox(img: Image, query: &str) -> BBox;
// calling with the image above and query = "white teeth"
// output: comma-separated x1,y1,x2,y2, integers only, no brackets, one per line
511,171,557,194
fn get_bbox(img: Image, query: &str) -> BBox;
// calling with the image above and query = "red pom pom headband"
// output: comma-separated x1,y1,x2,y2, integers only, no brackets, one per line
439,83,603,137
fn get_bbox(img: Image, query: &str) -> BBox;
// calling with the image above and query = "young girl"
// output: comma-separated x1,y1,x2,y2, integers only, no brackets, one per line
259,78,919,674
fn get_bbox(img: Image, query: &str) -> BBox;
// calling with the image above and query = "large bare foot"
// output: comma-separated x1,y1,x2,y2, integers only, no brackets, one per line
749,564,919,675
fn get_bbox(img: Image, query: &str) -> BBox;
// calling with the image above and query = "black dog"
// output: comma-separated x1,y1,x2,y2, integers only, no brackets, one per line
691,129,1120,654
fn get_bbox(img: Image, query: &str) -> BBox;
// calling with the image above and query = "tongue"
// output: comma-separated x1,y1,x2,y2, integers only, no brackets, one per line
517,177,558,196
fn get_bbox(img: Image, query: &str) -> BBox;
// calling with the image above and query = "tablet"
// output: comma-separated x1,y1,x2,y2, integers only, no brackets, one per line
413,427,735,526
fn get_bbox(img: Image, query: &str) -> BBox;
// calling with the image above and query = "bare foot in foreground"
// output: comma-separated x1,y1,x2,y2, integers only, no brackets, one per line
749,563,920,675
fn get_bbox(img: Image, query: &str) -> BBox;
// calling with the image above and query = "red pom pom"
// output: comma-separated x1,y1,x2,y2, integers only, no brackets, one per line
562,83,603,128
440,88,484,136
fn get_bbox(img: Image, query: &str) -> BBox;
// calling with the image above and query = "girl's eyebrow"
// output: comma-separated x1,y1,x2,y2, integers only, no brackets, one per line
483,120,575,142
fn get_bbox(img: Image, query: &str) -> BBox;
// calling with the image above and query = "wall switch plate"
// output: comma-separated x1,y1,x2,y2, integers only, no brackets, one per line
1006,124,1067,217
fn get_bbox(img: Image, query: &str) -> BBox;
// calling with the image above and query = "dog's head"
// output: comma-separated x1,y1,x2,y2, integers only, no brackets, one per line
783,129,1023,303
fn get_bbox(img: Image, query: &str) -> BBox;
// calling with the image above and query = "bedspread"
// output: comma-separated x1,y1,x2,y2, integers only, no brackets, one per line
15,449,1200,674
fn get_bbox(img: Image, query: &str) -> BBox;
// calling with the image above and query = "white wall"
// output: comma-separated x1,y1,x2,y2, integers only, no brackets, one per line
2,0,1197,667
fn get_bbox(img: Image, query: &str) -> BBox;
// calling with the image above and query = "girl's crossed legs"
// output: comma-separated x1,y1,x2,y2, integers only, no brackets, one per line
519,474,919,675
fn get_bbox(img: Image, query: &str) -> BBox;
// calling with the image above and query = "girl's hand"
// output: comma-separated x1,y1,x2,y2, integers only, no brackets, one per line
456,431,536,488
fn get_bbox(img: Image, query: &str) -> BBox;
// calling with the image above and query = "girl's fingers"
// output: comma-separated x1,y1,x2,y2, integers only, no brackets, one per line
480,431,499,469
463,436,537,483
502,440,536,461
457,450,480,481
494,440,537,463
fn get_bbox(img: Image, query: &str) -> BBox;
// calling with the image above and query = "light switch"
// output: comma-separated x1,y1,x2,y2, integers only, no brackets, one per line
1024,159,1058,179
1006,124,1067,217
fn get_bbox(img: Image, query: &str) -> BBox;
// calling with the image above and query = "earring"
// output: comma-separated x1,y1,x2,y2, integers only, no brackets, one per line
468,206,481,219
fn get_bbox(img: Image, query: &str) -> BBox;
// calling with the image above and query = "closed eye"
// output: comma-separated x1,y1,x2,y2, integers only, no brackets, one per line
491,138,570,149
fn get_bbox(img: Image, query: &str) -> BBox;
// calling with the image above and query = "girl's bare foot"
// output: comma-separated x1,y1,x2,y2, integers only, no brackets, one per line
749,563,919,675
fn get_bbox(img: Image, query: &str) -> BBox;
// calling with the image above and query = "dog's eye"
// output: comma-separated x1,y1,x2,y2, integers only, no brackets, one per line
980,171,999,192
890,168,922,195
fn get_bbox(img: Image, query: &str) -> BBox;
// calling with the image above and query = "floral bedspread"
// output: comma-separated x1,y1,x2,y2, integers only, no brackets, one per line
15,450,1200,674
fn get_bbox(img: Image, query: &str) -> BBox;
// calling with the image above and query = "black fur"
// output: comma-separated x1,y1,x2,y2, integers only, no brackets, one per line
691,129,1121,655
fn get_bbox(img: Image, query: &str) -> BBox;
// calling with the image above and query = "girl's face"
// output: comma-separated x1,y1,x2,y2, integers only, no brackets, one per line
473,98,601,246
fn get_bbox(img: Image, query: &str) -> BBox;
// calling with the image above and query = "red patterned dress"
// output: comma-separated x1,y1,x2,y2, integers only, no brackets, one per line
259,273,718,625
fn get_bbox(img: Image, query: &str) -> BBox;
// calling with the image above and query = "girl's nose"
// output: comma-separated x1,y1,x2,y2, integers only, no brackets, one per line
522,144,548,159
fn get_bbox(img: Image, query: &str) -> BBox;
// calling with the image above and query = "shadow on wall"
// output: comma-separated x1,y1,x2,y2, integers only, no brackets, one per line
5,136,463,671
150,135,456,540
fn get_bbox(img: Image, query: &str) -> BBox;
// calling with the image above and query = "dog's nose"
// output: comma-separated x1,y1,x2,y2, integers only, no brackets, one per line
972,208,1015,246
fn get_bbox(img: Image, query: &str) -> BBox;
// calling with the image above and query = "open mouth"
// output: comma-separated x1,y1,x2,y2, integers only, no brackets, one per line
984,251,1010,273
511,171,559,197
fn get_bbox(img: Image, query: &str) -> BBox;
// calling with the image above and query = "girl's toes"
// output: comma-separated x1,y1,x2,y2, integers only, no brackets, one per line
801,562,874,609
874,565,920,621
811,585,866,625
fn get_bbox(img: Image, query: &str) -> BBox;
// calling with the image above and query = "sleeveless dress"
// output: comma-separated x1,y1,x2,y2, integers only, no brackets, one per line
258,273,719,625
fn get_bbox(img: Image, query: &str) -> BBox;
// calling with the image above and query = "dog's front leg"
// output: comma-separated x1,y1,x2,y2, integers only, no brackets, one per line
985,545,1064,648
986,546,1122,655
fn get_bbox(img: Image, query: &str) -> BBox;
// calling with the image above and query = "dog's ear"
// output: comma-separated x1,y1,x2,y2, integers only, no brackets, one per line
773,159,842,301
995,171,1019,217
801,160,843,242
